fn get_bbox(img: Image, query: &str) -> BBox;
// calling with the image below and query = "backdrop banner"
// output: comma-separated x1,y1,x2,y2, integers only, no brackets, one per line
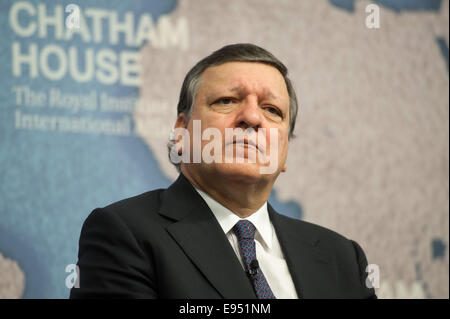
0,0,448,298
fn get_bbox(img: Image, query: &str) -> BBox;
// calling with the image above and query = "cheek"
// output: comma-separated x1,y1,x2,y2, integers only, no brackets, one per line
193,116,230,150
265,127,288,154
280,137,289,160
197,110,226,130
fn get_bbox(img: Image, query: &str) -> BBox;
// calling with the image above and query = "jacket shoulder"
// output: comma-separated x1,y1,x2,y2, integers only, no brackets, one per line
272,211,367,269
273,212,376,298
81,188,168,242
273,211,352,245
101,188,165,219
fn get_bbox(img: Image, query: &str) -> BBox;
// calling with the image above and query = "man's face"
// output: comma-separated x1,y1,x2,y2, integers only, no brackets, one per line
177,61,290,185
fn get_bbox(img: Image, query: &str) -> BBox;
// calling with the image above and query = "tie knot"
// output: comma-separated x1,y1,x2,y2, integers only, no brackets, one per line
233,220,256,240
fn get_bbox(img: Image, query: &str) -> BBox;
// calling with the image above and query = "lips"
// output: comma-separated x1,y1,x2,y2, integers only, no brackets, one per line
231,138,265,153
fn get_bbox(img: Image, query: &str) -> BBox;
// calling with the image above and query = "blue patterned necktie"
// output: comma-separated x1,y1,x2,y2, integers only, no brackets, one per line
232,220,276,299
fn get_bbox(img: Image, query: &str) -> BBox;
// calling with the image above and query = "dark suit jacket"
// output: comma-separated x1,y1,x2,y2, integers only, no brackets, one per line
70,173,376,299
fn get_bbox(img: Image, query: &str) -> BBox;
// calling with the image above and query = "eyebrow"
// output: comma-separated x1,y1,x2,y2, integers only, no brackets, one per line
228,86,279,100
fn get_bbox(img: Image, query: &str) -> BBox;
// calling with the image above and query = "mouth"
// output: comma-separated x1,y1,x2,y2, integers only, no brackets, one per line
231,138,265,153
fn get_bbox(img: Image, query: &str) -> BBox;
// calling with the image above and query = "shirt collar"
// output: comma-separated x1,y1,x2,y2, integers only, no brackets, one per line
194,186,273,249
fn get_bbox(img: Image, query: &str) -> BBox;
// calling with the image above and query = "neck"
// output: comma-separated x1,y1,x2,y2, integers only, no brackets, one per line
181,166,274,218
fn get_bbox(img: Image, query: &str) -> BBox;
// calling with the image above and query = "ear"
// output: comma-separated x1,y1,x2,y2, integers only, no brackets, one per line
172,113,189,155
173,113,189,143
174,112,188,130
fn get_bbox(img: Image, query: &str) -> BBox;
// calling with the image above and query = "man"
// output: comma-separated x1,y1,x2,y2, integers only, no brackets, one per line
70,43,377,299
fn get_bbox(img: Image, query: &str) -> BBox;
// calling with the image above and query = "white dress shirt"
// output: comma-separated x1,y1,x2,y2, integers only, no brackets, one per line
194,187,299,299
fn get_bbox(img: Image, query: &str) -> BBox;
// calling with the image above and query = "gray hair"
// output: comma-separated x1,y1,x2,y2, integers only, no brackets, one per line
168,43,299,170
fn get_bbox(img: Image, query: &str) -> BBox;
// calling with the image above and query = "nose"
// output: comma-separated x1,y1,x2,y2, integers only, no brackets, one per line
235,95,263,131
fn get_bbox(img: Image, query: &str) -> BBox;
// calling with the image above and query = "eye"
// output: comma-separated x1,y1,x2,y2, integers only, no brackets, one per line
265,106,282,117
214,97,236,105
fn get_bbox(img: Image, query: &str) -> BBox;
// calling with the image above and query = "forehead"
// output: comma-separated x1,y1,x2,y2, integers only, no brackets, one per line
198,62,289,100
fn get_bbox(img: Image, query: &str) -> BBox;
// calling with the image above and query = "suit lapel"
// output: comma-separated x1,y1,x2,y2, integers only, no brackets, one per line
159,174,256,299
268,204,338,298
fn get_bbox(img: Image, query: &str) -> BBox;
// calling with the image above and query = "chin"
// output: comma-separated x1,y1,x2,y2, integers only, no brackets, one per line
214,162,268,182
